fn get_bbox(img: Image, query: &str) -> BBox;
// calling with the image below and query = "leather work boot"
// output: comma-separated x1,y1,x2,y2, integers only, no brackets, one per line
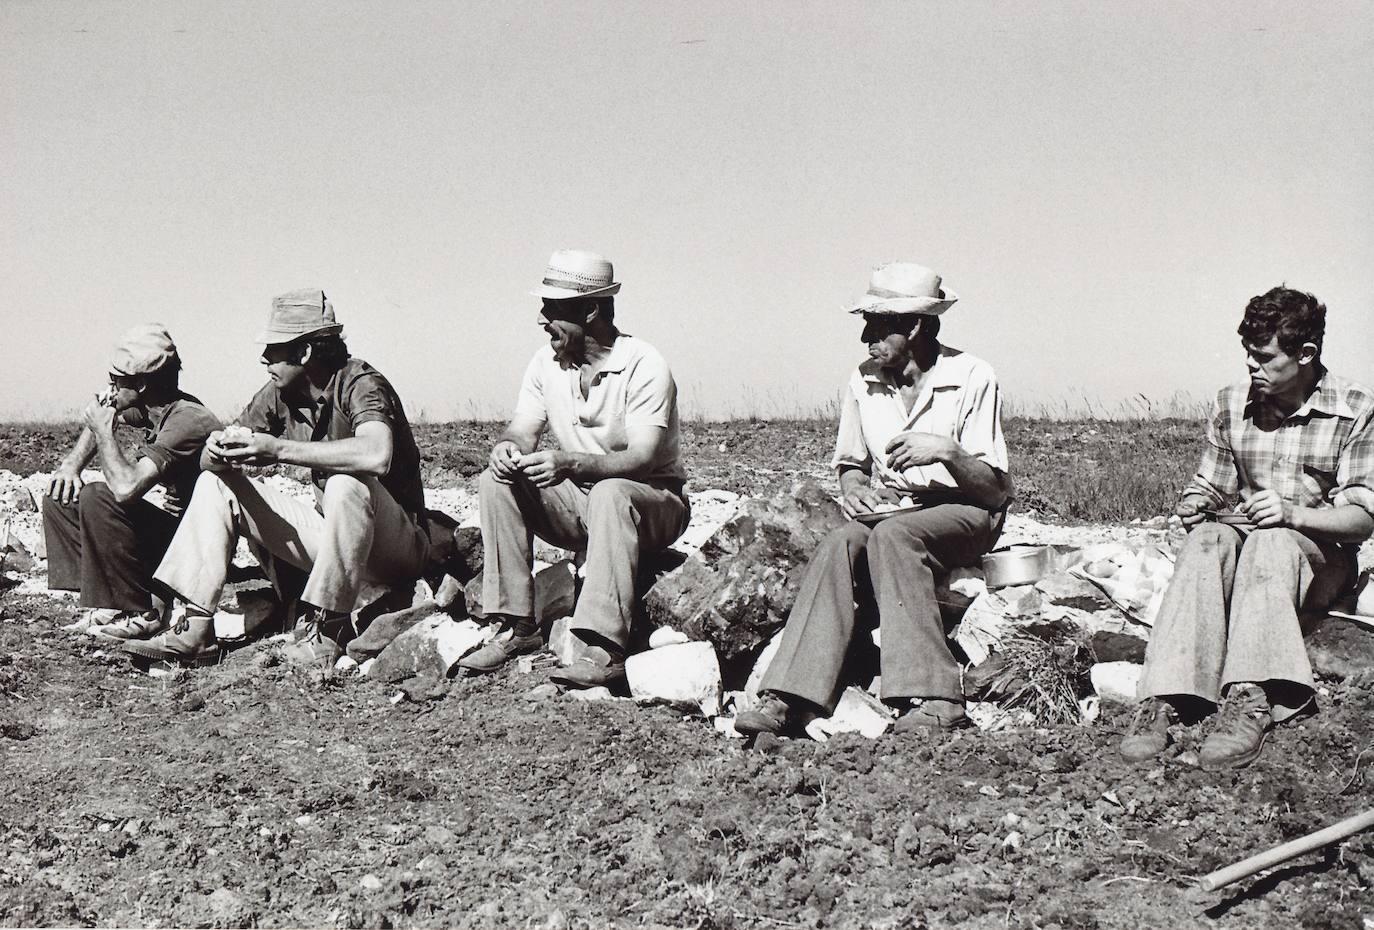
1119,697,1177,762
549,654,627,689
62,608,119,634
123,606,219,668
894,698,972,733
458,631,544,675
281,606,350,667
1199,683,1273,771
734,692,792,737
91,609,166,644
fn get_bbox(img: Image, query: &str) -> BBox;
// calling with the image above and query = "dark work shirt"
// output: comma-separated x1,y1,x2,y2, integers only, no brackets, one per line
120,393,222,518
235,358,425,518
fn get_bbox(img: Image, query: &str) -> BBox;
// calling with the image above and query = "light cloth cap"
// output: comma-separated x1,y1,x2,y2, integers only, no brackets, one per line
529,250,622,300
255,288,345,344
847,262,959,316
109,324,179,376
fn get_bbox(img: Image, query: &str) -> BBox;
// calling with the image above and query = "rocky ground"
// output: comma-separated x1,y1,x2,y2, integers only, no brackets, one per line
1,420,1372,929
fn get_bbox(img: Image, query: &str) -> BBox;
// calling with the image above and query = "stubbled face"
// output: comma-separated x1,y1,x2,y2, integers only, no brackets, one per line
539,299,590,363
1243,334,1311,398
260,342,309,396
107,374,141,412
860,314,921,371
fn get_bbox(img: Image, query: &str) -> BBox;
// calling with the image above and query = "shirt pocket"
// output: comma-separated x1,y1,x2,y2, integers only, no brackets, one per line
1299,451,1340,504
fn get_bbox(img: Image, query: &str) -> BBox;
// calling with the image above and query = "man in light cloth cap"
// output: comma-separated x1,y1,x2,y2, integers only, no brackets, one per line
126,289,430,668
460,250,690,688
736,263,1012,737
43,325,222,641
1121,286,1374,770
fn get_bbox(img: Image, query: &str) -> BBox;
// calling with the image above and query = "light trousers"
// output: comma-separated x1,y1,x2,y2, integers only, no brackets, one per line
153,470,429,615
1138,523,1353,721
761,503,997,714
479,470,690,650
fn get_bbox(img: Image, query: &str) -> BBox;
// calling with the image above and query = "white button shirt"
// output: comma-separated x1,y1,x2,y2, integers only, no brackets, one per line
832,344,1009,495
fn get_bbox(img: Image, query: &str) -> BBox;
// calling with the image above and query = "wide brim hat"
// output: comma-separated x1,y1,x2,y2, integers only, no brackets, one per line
530,249,622,301
847,262,958,316
255,288,345,344
109,324,179,376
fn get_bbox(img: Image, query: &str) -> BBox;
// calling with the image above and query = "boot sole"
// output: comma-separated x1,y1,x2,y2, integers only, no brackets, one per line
122,643,221,668
549,667,626,689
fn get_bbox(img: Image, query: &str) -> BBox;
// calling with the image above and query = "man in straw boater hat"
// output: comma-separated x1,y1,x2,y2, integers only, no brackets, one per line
1121,285,1374,770
735,262,1012,737
459,249,690,688
43,325,221,641
124,289,430,668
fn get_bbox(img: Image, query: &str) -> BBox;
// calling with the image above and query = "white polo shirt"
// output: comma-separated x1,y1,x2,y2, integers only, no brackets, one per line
514,334,686,484
832,344,1008,495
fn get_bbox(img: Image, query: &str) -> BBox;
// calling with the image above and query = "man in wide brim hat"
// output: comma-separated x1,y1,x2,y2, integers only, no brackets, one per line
461,249,691,689
43,324,222,643
736,261,1012,738
129,288,431,670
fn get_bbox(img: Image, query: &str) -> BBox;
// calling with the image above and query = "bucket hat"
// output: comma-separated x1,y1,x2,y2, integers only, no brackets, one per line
109,324,179,376
847,263,958,316
529,250,621,300
255,288,345,344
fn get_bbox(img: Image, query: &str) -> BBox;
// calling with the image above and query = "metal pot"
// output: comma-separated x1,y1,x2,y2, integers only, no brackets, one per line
981,544,1053,589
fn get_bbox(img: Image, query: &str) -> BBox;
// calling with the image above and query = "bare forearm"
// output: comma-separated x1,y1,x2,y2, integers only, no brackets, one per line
497,427,540,454
59,429,97,473
1290,504,1374,544
943,447,1011,511
90,430,141,497
561,450,656,482
839,466,871,495
274,437,391,477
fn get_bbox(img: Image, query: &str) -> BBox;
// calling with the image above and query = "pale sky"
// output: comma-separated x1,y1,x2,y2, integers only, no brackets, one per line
3,1,1372,421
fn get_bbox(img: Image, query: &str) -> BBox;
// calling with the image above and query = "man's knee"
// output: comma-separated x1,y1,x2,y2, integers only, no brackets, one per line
585,478,638,516
479,467,519,504
1241,527,1304,563
868,518,930,557
1179,522,1239,559
41,490,77,522
321,474,374,516
76,481,121,519
816,520,871,556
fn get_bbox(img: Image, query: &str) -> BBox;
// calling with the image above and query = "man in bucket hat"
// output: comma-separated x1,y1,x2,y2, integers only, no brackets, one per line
736,262,1012,737
126,289,430,668
461,250,690,688
43,325,222,641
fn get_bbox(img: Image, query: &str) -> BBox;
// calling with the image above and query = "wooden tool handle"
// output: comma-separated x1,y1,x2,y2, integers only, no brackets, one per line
1198,808,1374,893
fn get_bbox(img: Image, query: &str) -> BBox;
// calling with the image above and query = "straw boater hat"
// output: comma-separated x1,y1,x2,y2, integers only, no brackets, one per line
255,288,345,344
530,250,621,300
847,262,958,316
109,324,179,376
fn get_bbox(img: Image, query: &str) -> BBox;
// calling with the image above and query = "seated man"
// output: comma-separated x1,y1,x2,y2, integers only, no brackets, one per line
736,262,1012,736
126,289,430,668
460,249,690,688
1122,286,1373,769
44,325,220,640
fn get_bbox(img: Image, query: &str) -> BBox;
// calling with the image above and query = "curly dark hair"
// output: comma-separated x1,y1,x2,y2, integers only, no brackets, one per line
1237,286,1326,359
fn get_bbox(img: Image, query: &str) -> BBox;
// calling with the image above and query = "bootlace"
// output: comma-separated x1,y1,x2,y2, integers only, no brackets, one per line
1215,685,1268,728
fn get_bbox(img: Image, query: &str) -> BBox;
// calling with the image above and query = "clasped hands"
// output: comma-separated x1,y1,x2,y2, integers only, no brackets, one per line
490,441,569,488
1177,489,1293,530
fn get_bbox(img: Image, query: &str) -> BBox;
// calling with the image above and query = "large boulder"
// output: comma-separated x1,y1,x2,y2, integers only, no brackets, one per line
369,615,488,683
1305,615,1374,680
641,481,846,661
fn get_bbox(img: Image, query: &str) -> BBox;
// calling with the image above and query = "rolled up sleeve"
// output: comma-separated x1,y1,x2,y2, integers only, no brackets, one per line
830,380,872,472
1182,390,1237,507
956,365,1009,473
1333,408,1374,517
512,353,549,430
623,356,675,430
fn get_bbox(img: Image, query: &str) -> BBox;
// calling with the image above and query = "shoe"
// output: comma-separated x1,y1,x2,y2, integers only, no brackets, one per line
893,698,972,733
458,632,543,674
123,607,219,668
90,610,166,644
549,656,627,689
1199,683,1272,770
1120,697,1177,762
281,606,349,667
734,692,791,737
62,608,119,634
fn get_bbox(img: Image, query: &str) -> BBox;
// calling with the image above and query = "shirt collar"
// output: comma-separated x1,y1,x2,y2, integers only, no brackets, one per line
597,333,633,375
1247,366,1356,421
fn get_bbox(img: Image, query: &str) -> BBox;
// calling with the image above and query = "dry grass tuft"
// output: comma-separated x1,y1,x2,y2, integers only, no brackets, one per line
996,627,1097,725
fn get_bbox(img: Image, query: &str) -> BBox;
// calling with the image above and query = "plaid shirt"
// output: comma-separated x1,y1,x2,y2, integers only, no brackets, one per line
1184,369,1374,518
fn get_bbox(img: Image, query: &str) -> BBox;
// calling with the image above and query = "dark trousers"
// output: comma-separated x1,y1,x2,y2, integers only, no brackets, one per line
761,504,996,714
42,482,180,611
